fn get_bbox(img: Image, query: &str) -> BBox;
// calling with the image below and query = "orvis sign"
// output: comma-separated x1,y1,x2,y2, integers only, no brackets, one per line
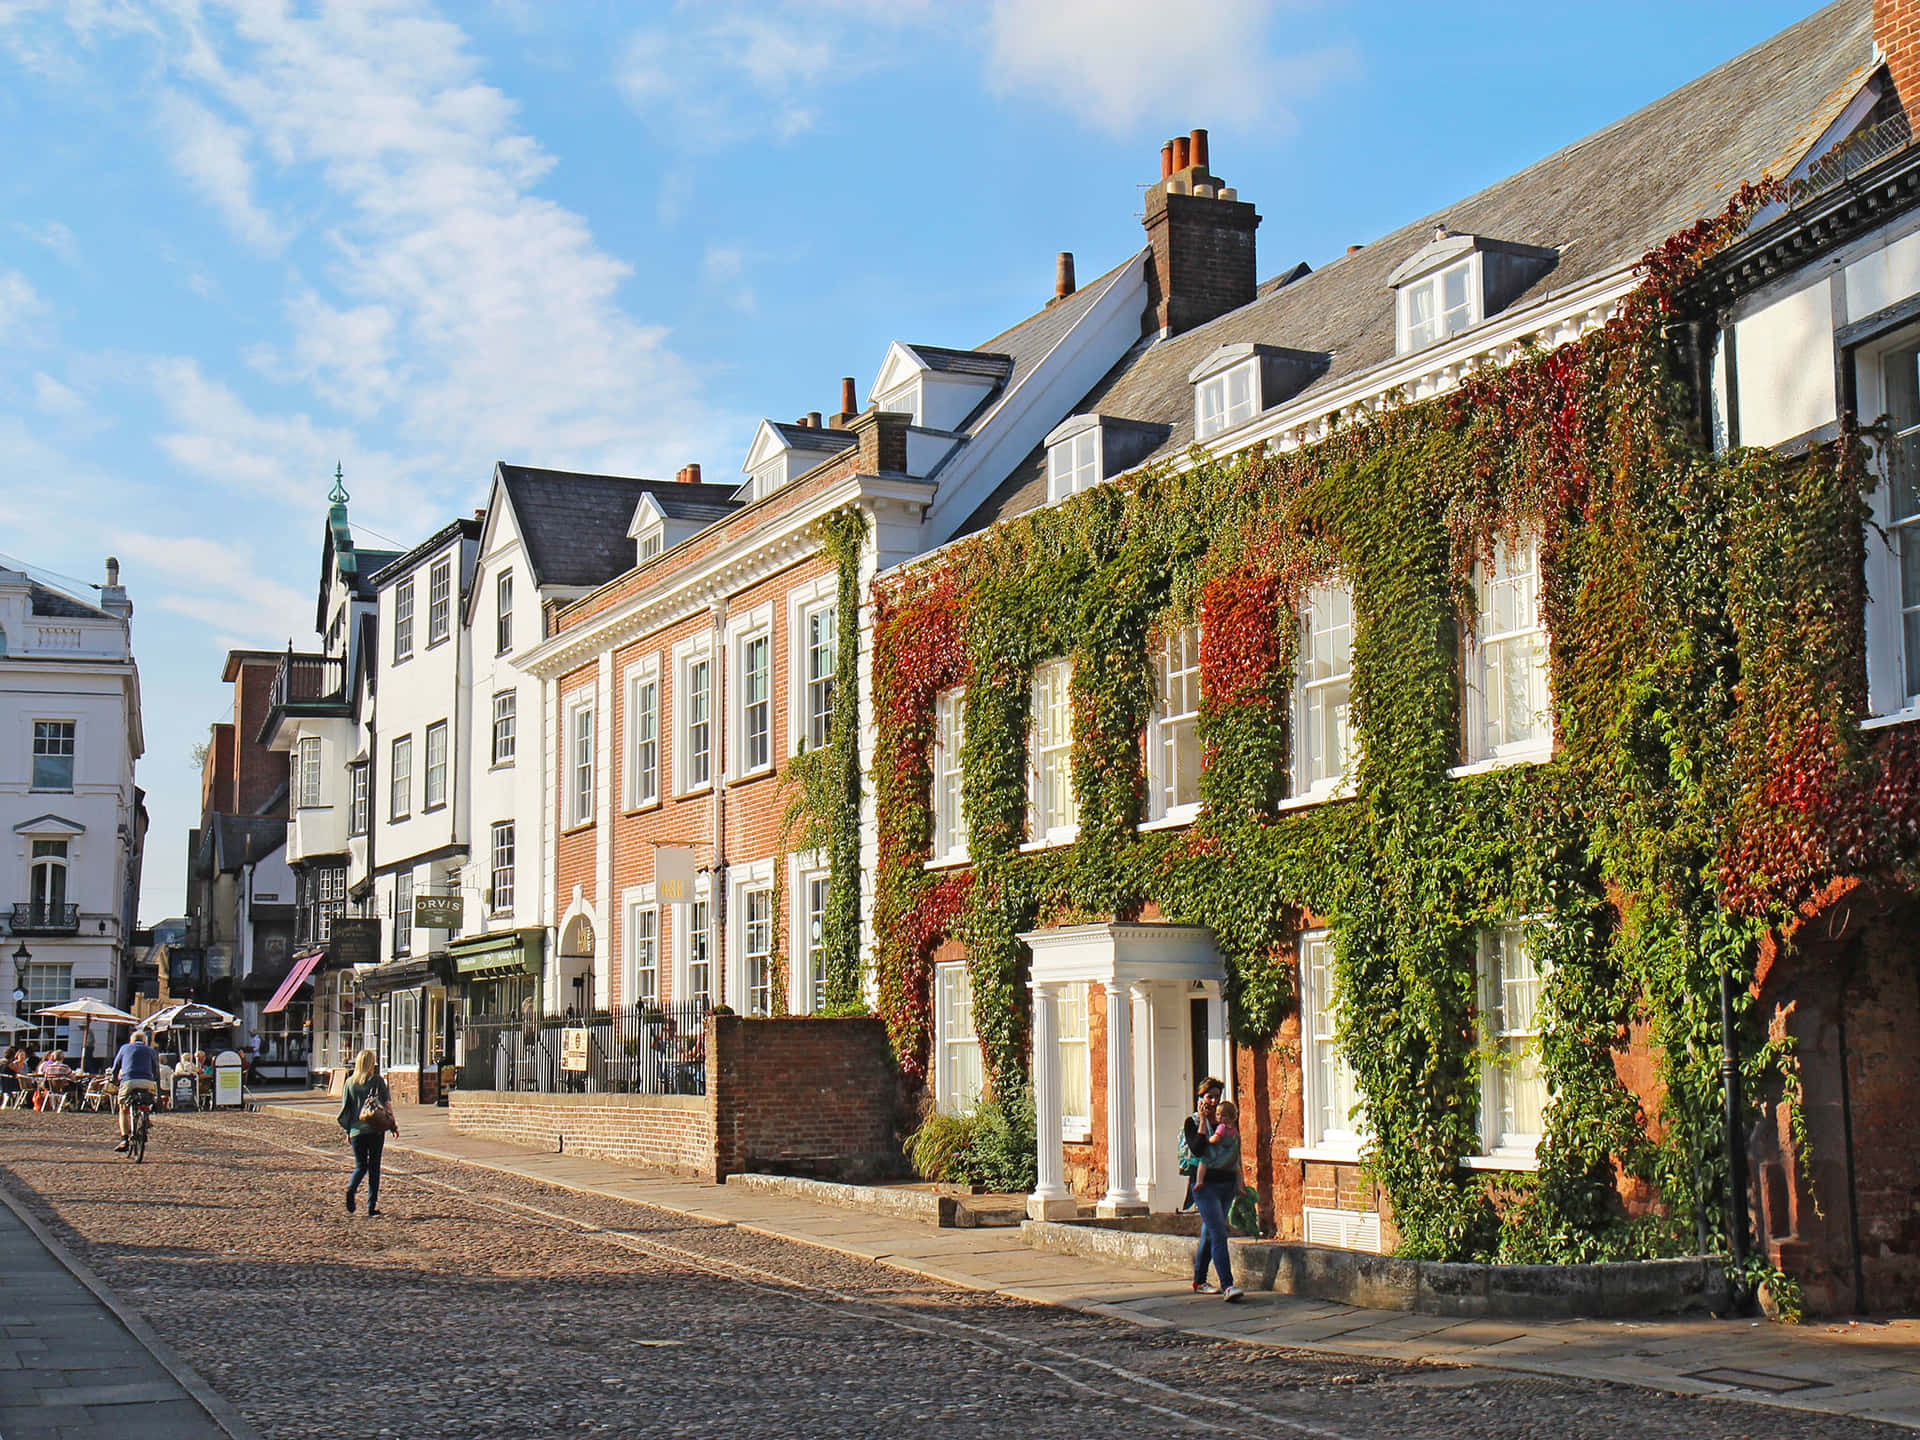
413,894,464,930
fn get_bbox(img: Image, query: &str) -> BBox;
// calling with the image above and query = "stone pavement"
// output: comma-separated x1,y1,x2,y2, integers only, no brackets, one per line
0,1181,258,1440
262,1095,1920,1431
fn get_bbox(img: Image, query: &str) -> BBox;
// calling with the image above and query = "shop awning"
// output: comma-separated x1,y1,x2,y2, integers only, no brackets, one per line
354,955,449,998
263,951,324,1014
446,928,544,980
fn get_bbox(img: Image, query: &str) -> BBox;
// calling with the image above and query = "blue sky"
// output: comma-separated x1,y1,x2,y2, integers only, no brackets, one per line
0,0,1830,920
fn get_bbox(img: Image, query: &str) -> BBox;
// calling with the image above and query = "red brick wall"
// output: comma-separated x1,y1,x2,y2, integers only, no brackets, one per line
1143,185,1260,337
1757,895,1920,1314
710,1015,904,1181
449,1091,716,1176
201,722,235,815
232,660,289,818
1880,0,1920,119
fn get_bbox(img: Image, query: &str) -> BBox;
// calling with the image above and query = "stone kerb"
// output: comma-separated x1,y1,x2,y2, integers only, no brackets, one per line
1022,1221,1729,1319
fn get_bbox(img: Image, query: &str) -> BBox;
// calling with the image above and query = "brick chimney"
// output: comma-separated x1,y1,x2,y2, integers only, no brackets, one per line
674,463,702,484
831,377,859,430
1141,127,1260,337
1879,0,1920,117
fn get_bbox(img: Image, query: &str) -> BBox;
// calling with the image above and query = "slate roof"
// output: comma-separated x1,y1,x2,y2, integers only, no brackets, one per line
962,0,1877,533
27,582,109,620
497,464,744,589
768,422,859,454
903,345,1015,382
203,814,287,875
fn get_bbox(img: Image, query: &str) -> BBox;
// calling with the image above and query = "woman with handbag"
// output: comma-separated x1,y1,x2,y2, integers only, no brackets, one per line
336,1049,398,1216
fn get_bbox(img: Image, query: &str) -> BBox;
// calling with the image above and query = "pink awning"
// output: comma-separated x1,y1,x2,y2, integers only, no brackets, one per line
263,951,324,1015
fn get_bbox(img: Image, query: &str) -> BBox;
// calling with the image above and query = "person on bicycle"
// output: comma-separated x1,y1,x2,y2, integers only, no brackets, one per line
110,1029,161,1153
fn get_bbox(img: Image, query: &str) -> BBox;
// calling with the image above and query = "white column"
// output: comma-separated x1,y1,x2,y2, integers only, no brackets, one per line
1028,982,1077,1220
1131,981,1156,1209
1099,978,1148,1216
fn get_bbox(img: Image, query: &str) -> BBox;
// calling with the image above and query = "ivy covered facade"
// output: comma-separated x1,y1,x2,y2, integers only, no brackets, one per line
851,0,1920,1313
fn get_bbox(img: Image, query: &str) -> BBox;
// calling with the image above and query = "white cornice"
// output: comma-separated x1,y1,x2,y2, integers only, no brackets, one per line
520,474,935,679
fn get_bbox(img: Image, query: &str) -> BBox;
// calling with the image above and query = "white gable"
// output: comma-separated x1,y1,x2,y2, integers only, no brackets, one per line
627,493,668,539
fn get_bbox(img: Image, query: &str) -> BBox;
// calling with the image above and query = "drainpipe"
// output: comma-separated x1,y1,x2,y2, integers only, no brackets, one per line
1720,963,1752,1282
710,600,728,1001
1837,934,1868,1315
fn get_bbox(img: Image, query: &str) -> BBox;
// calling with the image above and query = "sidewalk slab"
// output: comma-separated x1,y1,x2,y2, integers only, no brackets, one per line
257,1094,1920,1430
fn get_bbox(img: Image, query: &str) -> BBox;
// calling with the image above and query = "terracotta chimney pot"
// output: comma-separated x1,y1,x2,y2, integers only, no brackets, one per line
1189,128,1209,170
1160,141,1174,180
1055,251,1076,300
1172,135,1191,171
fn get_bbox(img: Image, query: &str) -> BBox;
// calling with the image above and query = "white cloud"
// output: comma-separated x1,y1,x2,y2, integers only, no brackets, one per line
12,220,79,264
0,271,49,342
32,371,84,417
984,0,1352,136
108,528,313,649
154,88,284,254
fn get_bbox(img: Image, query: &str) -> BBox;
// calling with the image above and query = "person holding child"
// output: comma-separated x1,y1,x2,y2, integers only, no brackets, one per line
1190,1096,1244,1302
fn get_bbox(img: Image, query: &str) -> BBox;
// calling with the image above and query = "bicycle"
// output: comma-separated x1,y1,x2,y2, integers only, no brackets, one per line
122,1088,154,1164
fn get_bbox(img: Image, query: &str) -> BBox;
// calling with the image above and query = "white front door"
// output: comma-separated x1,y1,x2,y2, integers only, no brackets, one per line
1146,984,1195,1212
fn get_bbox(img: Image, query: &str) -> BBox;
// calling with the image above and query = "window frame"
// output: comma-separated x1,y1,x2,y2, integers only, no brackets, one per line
489,820,515,914
802,602,837,753
423,719,449,811
930,687,968,864
1057,979,1092,1142
349,762,369,836
1194,360,1258,440
495,568,514,655
1474,923,1549,1164
675,640,714,795
491,690,517,767
625,663,661,810
567,697,595,828
730,615,773,779
1025,658,1078,846
933,961,983,1116
677,882,714,1012
393,579,415,662
1857,324,1920,721
1146,624,1203,823
790,862,831,1014
30,720,75,792
626,898,659,1008
296,735,323,809
1294,581,1357,800
1397,257,1481,354
393,870,413,957
1463,536,1554,767
389,734,412,822
28,839,68,916
427,558,452,647
1045,426,1101,503
1297,929,1365,1155
737,880,774,1017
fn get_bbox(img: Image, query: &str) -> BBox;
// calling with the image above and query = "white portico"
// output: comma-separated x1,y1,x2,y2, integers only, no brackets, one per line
1024,922,1228,1220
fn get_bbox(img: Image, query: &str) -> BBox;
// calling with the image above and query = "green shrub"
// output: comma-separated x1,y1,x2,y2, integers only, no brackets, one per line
906,1109,980,1183
953,1085,1038,1194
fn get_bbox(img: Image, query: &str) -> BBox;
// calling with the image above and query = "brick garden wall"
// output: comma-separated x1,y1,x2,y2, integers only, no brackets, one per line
448,1091,717,1177
711,1015,906,1183
447,1017,905,1184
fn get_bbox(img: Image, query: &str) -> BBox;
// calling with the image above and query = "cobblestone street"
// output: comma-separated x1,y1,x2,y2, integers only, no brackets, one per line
0,1109,1902,1440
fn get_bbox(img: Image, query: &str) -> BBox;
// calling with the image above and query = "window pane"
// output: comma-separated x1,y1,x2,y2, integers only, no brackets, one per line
1302,932,1360,1145
1027,659,1076,837
1057,981,1090,1127
1300,585,1355,788
1481,927,1548,1149
938,965,983,1114
32,721,75,791
1153,626,1203,814
1441,262,1472,333
933,688,967,858
1226,364,1254,426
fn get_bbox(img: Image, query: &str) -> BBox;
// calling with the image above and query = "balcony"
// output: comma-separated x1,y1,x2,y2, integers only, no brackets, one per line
10,902,79,935
260,647,352,747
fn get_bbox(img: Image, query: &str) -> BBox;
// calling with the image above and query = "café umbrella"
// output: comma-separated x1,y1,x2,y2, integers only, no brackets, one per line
144,1002,241,1057
34,999,141,1060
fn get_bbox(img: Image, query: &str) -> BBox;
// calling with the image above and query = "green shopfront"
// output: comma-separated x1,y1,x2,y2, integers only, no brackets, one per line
446,929,544,1090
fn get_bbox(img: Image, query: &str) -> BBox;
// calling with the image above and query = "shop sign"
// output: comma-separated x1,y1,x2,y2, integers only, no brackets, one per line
654,845,696,906
560,1027,590,1073
330,919,381,969
414,894,464,930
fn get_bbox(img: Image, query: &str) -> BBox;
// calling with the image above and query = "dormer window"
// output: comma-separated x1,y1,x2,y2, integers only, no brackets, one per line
636,528,664,562
1047,428,1100,502
1388,229,1557,358
1044,414,1173,504
1400,260,1475,352
1189,343,1327,443
1196,361,1257,439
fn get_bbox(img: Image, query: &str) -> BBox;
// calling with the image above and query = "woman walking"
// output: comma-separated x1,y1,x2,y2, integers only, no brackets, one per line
336,1049,398,1216
1191,1099,1245,1302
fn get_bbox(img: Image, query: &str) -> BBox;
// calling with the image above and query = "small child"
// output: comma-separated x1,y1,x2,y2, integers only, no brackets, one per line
1195,1100,1239,1186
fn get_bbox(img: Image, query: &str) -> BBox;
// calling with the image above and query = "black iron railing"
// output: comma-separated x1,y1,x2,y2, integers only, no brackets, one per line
10,902,79,935
454,1001,711,1096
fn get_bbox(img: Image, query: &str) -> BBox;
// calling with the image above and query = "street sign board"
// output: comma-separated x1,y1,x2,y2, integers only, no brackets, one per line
654,845,696,906
329,919,380,969
414,894,463,930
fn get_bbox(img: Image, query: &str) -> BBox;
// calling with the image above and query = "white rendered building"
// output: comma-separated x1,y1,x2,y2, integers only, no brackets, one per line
0,558,144,1055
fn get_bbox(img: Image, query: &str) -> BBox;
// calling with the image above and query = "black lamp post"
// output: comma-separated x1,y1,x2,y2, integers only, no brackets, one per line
11,942,30,1023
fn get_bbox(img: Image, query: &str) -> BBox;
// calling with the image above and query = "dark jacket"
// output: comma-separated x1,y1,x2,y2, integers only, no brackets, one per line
338,1074,393,1140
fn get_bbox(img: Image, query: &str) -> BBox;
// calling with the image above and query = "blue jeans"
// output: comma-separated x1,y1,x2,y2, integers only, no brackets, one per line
348,1132,384,1209
1192,1180,1235,1290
